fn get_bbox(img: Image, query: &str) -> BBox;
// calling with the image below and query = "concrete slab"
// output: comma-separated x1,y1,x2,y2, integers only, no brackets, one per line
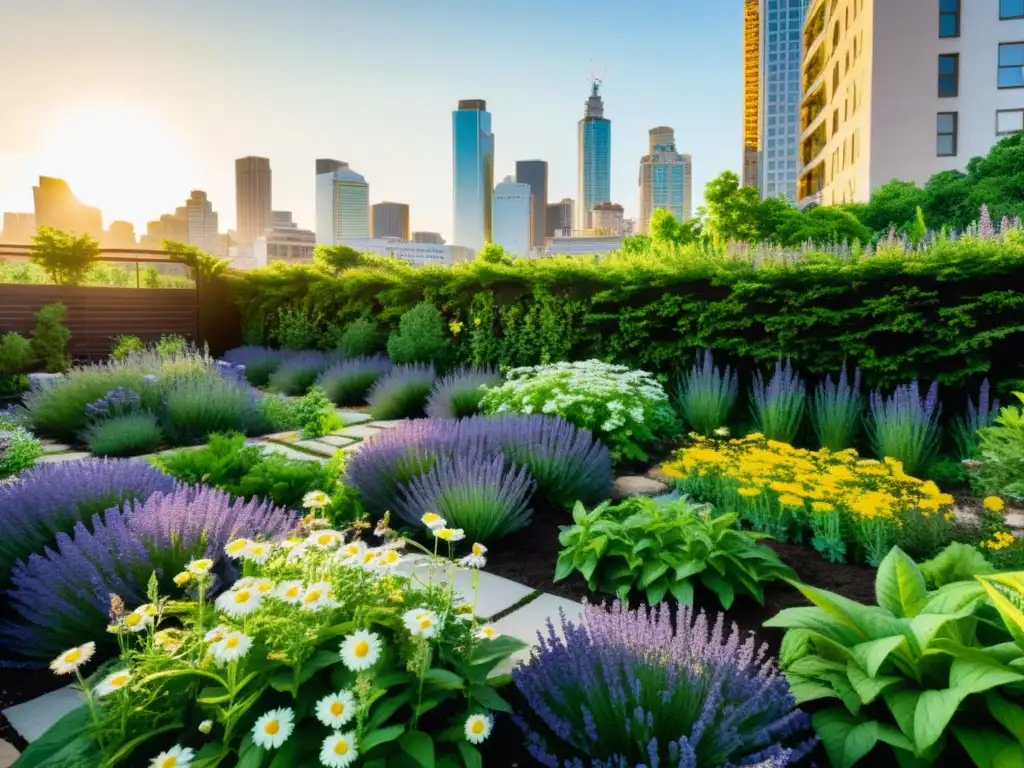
34,452,90,464
341,442,364,454
334,424,383,440
370,420,407,429
489,593,586,676
2,685,84,743
335,410,373,425
317,435,355,448
293,440,341,457
396,559,535,620
39,442,72,454
612,475,670,501
264,431,301,443
259,442,326,462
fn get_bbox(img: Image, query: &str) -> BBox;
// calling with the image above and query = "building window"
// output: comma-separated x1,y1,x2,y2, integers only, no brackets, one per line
997,108,1024,135
999,43,1024,88
939,0,959,38
1001,0,1024,20
937,112,958,156
938,54,959,96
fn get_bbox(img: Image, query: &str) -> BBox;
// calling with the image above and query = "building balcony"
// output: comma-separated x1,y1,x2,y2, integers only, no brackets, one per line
797,190,824,210
803,1,826,51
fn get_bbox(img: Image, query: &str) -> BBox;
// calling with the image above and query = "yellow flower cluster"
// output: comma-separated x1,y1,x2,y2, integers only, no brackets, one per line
983,531,1016,551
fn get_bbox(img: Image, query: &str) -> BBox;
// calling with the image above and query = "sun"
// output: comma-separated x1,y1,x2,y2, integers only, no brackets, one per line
37,104,195,232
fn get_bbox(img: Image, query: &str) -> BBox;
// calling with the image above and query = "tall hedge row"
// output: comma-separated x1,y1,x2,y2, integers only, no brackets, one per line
230,239,1024,395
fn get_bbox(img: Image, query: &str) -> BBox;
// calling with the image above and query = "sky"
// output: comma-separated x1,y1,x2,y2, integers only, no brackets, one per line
0,0,743,242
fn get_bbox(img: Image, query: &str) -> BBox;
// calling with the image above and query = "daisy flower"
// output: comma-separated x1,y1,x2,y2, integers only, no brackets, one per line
280,537,303,551
301,582,338,612
204,625,229,643
254,578,277,596
421,512,446,530
234,577,256,590
375,549,402,571
464,714,493,744
150,745,194,768
339,630,382,671
303,490,331,510
403,609,440,639
251,707,295,750
136,603,159,618
458,542,488,569
121,610,152,633
315,690,356,728
276,580,304,604
308,529,344,549
211,631,253,666
335,541,366,563
224,538,250,558
94,669,132,696
358,548,382,569
242,541,271,564
173,571,192,587
319,731,359,768
475,625,500,640
186,558,214,575
215,588,262,618
434,527,465,542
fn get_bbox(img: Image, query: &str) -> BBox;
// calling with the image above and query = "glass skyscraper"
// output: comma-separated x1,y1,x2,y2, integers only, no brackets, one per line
759,0,809,203
639,126,692,234
577,83,611,232
452,99,494,251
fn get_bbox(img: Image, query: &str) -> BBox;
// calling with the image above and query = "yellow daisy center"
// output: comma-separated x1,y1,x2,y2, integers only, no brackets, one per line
334,739,349,755
473,544,484,555
419,618,432,629
305,590,321,603
124,613,142,627
318,534,332,545
64,648,82,663
330,701,344,716
227,540,247,554
286,586,299,598
234,590,251,603
225,637,239,649
258,582,273,593
264,720,280,735
110,674,129,687
471,720,485,734
159,758,177,768
354,640,370,658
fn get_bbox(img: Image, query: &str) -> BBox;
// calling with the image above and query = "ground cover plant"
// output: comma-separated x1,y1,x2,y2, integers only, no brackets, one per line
315,355,392,406
0,407,42,479
555,495,795,609
366,363,435,419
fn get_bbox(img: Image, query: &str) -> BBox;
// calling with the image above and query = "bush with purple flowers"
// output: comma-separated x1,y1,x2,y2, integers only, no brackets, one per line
220,345,284,387
810,366,862,451
953,378,1000,459
868,380,942,476
315,354,392,406
672,349,739,437
85,386,143,419
426,366,501,419
367,363,436,419
750,359,806,444
266,350,333,395
513,601,814,768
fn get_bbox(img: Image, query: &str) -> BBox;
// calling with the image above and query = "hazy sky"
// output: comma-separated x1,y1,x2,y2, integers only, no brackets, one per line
0,0,742,241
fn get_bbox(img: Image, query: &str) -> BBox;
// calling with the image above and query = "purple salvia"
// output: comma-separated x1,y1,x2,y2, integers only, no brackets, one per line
267,350,333,395
749,359,806,443
868,379,942,476
956,378,1001,459
979,204,996,238
316,355,393,406
366,363,436,420
1001,215,1012,236
674,349,738,436
810,366,862,451
221,345,284,386
425,366,502,419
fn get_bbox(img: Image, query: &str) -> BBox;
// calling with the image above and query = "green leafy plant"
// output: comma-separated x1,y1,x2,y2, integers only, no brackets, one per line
0,331,34,395
254,392,302,433
294,387,343,438
110,335,144,362
154,334,189,358
386,301,453,369
0,426,43,479
162,239,228,279
158,372,259,444
555,495,795,608
275,306,319,350
918,541,994,588
81,412,164,457
334,317,385,357
671,349,738,436
32,302,71,372
971,392,1024,503
28,226,100,285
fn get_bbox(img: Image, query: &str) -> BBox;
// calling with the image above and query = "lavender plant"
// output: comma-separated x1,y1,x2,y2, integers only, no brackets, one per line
809,367,862,451
159,372,260,444
266,350,332,395
513,601,814,768
868,380,941,476
213,359,247,384
85,386,143,419
315,354,392,406
81,412,164,457
750,359,806,443
367,363,436,419
220,345,284,387
0,459,175,586
672,349,738,436
953,378,1000,459
426,366,501,419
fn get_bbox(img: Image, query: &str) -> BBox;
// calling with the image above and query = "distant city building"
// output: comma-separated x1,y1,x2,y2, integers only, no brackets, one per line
265,211,315,263
591,202,624,236
577,81,611,231
743,0,761,189
798,0,1024,208
141,207,188,249
316,167,370,245
235,156,272,245
341,237,453,267
32,177,102,236
546,234,622,257
492,176,532,255
545,198,575,238
449,245,474,263
639,127,692,234
515,160,548,250
316,159,348,175
622,218,636,237
452,99,494,251
103,221,136,248
185,190,220,254
0,213,35,243
412,231,445,245
372,202,411,240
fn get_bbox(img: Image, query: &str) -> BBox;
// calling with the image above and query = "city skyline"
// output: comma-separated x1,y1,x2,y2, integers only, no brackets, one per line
0,0,742,243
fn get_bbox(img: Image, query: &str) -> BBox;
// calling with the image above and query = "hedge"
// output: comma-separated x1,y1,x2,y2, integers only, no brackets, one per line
229,238,1024,395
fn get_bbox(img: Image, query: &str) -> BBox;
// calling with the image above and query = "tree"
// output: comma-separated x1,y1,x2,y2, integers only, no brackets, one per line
703,171,764,245
163,241,229,280
315,244,365,274
28,227,100,285
853,179,926,234
908,206,927,247
776,207,871,246
476,242,514,265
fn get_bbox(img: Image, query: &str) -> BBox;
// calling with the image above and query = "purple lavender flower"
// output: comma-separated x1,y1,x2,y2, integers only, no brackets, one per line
267,350,332,395
316,355,393,406
426,367,502,419
221,345,284,387
810,367,862,451
367,363,436,420
868,379,941,476
673,349,738,436
979,204,996,239
85,386,143,419
512,601,814,767
749,360,806,443
953,378,1001,459
0,458,175,587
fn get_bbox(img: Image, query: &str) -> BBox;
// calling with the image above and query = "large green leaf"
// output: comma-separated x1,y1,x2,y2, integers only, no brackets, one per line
883,688,921,742
399,731,436,768
908,613,960,654
987,691,1024,744
850,635,908,678
952,724,1024,768
701,572,735,610
764,606,862,646
978,573,1024,651
361,724,407,752
813,709,914,768
12,705,94,768
786,673,841,704
639,560,669,588
921,581,987,616
847,660,904,705
876,547,928,619
791,581,910,641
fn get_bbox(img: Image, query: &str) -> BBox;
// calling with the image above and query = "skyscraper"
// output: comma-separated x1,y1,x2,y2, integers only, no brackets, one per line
759,0,810,202
492,176,531,256
452,99,494,251
316,159,348,175
0,213,35,244
32,177,102,236
639,127,692,234
545,198,575,238
185,191,220,253
577,81,612,232
315,167,370,245
591,202,624,235
742,0,761,189
515,160,548,250
235,156,272,245
371,202,411,240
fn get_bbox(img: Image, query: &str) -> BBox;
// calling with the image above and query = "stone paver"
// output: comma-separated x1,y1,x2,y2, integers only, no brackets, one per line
334,424,383,440
264,430,301,443
292,440,341,458
370,420,407,429
490,593,586,676
258,442,326,462
612,475,669,500
34,452,91,464
0,739,19,767
39,442,72,454
396,558,535,620
3,685,83,743
335,410,373,425
342,442,364,454
317,435,355,448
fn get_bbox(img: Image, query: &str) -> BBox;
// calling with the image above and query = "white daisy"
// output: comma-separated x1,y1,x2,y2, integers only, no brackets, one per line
186,558,214,575
150,745,194,768
285,543,309,562
475,625,500,640
421,512,447,530
464,714,493,744
204,625,229,643
303,490,331,510
280,537,303,551
434,527,465,543
253,578,277,596
335,541,366,563
210,631,253,666
276,580,304,604
339,630,382,671
251,707,294,750
358,548,382,570
198,720,213,734
458,542,488,569
315,690,356,728
224,538,250,559
374,549,402,571
215,588,262,618
135,603,159,618
307,529,344,549
233,577,256,590
121,610,153,633
50,642,96,675
94,669,132,696
242,541,271,564
403,609,440,639
319,730,359,768
300,582,338,612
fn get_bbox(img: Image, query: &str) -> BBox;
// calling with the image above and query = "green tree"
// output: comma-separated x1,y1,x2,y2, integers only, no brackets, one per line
28,227,100,285
908,206,927,247
703,171,763,245
854,179,926,234
163,240,228,280
476,242,514,265
923,170,972,229
776,206,871,246
315,244,365,274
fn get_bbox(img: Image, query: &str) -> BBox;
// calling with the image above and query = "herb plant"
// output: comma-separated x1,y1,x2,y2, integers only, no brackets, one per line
386,301,453,369
110,335,144,362
671,348,738,436
971,392,1024,503
426,366,501,419
316,355,392,406
0,425,43,480
367,363,435,419
81,412,164,457
810,366,862,450
952,379,1000,459
868,380,942,477
750,359,806,444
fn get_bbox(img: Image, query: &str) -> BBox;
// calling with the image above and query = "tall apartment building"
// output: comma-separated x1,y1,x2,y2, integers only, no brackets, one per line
371,202,411,240
452,99,494,251
577,82,612,230
315,167,370,245
235,156,272,245
32,177,102,236
743,0,762,188
0,213,35,243
591,202,624,235
492,176,532,255
515,160,548,250
316,159,348,175
799,0,1024,208
638,126,693,234
185,190,220,253
545,198,575,238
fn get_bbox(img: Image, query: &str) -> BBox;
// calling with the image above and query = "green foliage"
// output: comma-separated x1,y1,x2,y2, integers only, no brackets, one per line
162,239,229,279
159,373,259,445
766,546,1024,767
972,392,1024,502
671,350,737,436
28,226,100,285
368,371,434,420
294,387,343,438
556,496,795,609
386,301,453,368
918,542,994,588
81,412,164,457
254,392,302,433
315,244,367,274
154,334,188,358
333,317,385,357
275,306,319,350
31,302,71,372
110,334,144,362
0,331,34,374
477,242,514,265
0,425,43,479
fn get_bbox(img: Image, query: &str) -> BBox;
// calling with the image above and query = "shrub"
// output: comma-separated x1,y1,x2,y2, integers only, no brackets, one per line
386,301,453,368
316,355,392,406
32,302,71,372
85,385,144,419
294,387,343,438
0,426,43,480
0,331,34,374
367,363,435,419
275,306,318,350
81,412,164,457
426,366,501,419
810,367,862,451
953,379,1001,459
1,485,295,660
220,345,284,387
479,360,672,461
335,317,385,357
397,449,535,541
154,334,189,358
671,348,738,436
267,350,332,395
868,380,942,477
253,392,301,433
110,335,143,362
971,391,1024,502
0,459,175,587
159,372,259,444
28,227,99,285
750,359,806,444
663,434,957,566
556,496,794,608
513,601,815,767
